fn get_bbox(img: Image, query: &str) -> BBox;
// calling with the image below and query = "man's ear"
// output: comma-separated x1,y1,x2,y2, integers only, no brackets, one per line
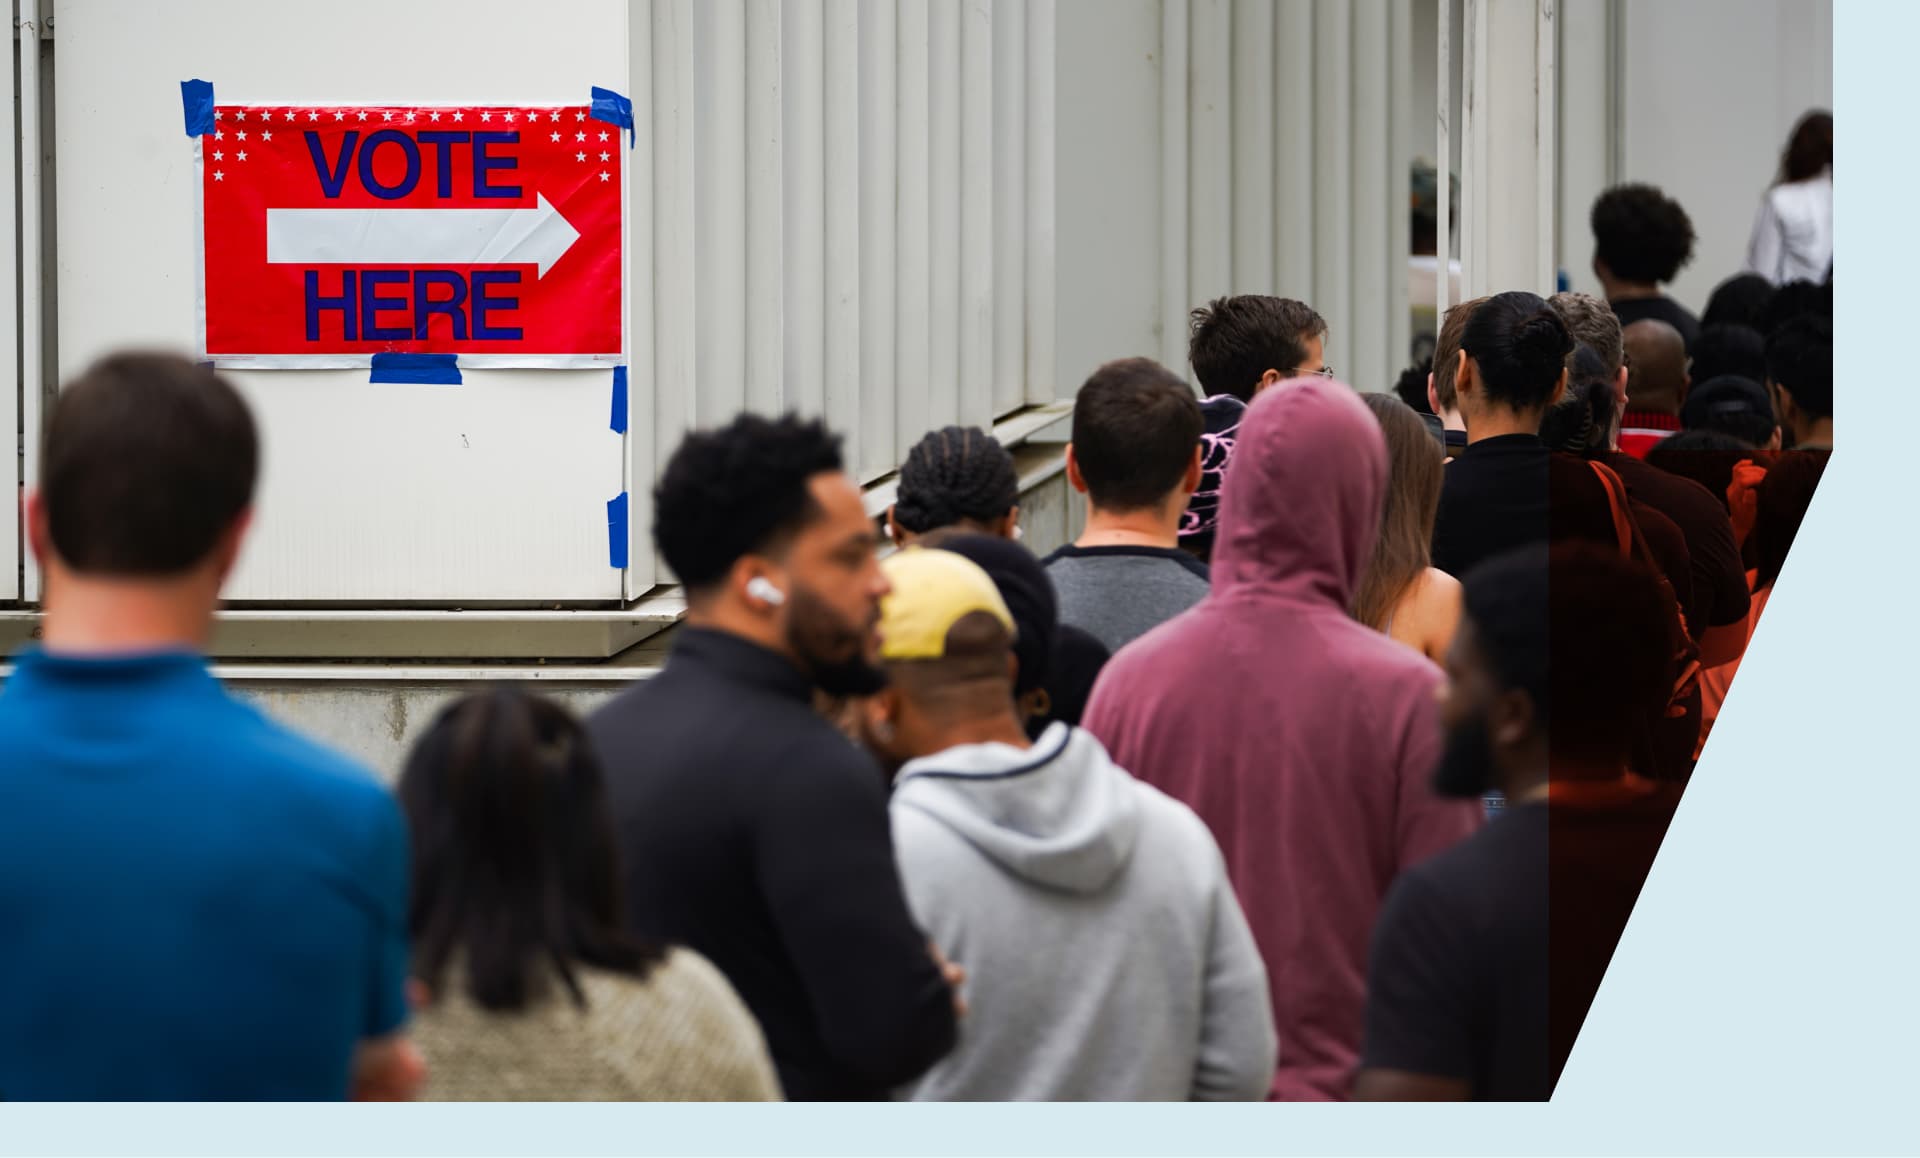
24,490,52,567
997,505,1021,541
1453,350,1473,399
885,504,906,545
1767,427,1783,451
1255,369,1285,395
207,509,254,587
1613,365,1629,406
1065,444,1088,494
1491,687,1536,751
1546,368,1569,409
1427,376,1443,416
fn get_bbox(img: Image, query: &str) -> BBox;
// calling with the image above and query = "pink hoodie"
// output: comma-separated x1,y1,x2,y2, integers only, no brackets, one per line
1083,378,1482,1101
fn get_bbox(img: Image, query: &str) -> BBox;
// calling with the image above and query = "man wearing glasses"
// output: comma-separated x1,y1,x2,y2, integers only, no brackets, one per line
1188,294,1333,402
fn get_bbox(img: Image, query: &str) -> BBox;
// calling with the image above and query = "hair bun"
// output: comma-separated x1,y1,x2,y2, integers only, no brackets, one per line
1514,311,1572,371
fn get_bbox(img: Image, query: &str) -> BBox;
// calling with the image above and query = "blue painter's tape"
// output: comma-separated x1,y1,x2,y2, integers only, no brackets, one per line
369,352,462,385
181,79,216,138
610,365,629,434
590,85,636,149
607,492,630,569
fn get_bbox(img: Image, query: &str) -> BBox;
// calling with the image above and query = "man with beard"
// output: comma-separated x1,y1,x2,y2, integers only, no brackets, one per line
588,414,960,1100
1355,543,1684,1101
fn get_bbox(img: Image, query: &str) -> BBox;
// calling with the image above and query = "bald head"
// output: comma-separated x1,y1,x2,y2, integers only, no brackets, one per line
1623,319,1688,415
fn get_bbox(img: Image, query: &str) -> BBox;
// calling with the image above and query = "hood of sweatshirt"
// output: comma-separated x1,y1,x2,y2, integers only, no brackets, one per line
1209,377,1389,610
891,724,1140,894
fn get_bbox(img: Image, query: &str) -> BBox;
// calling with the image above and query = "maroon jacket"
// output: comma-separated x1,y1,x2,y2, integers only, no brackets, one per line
1083,379,1482,1100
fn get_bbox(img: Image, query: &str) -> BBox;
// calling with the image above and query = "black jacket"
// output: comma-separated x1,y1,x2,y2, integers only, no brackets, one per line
587,627,956,1100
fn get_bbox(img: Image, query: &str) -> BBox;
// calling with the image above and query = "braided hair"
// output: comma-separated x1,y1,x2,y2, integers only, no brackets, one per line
893,426,1019,535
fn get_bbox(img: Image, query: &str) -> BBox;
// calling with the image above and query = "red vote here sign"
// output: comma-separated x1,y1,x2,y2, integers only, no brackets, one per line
198,104,624,366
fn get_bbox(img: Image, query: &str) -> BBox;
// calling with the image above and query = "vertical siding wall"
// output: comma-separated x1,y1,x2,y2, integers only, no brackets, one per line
634,0,1057,496
1056,0,1414,396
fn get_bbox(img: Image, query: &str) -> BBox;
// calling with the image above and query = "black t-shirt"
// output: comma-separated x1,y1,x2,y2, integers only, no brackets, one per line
1609,295,1701,352
1363,785,1681,1099
1432,434,1550,578
1607,450,1751,631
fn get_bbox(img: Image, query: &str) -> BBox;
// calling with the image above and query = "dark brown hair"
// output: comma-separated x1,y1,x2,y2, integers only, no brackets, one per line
1353,393,1443,632
41,352,258,575
1070,357,1203,512
1188,295,1328,403
1780,111,1832,185
1431,296,1489,412
401,690,664,1013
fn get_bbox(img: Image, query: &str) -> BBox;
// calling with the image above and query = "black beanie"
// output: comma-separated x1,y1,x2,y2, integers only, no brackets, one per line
927,533,1057,696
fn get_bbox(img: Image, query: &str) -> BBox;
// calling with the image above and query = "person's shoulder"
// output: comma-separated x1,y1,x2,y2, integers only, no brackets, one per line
223,701,389,808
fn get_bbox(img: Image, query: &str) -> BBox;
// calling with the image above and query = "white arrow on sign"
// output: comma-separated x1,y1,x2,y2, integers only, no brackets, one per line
265,193,581,278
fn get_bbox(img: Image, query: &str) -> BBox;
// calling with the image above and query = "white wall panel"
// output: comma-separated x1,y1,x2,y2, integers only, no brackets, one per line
857,0,900,478
0,16,19,601
54,0,631,603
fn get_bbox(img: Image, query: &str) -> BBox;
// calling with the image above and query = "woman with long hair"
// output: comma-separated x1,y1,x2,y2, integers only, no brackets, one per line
401,689,781,1101
1747,110,1832,285
1352,392,1461,664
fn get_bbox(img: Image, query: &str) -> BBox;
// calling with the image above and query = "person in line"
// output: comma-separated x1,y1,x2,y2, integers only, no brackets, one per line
587,414,959,1101
1680,376,1779,451
1747,111,1833,286
865,548,1276,1101
1758,277,1831,338
917,530,1111,739
1700,273,1777,332
1591,183,1701,350
1688,324,1769,390
402,690,780,1101
1084,378,1481,1101
1555,297,1751,668
1187,294,1332,403
1766,315,1833,451
1429,291,1574,579
1408,160,1462,363
1353,392,1462,665
1698,450,1829,749
1044,357,1210,653
1616,319,1690,458
1395,357,1436,416
1426,296,1490,459
1355,544,1685,1101
0,353,419,1100
886,425,1021,547
1178,394,1249,564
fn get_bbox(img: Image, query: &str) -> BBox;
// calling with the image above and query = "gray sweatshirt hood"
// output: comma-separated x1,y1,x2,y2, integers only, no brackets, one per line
891,724,1140,894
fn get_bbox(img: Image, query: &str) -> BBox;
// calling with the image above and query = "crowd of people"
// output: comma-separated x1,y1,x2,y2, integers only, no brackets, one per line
0,133,1831,1101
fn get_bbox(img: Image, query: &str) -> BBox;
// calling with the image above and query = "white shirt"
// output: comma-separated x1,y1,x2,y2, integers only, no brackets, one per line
1746,171,1833,285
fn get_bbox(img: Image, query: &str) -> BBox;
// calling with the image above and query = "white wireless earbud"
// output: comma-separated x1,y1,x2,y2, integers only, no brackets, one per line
746,576,787,607
1012,524,1025,542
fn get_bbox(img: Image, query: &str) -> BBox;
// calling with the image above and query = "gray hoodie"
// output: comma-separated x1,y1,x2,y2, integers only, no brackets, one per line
890,724,1277,1101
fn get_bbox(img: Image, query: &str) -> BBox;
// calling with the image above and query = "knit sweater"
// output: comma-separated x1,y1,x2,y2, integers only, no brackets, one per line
414,949,783,1101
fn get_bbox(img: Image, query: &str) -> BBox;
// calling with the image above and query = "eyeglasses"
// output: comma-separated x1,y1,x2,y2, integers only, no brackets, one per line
1301,365,1335,380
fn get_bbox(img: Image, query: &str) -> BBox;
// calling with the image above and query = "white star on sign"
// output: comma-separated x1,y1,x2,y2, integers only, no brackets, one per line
309,111,320,121
599,170,610,182
550,132,561,142
334,111,345,121
214,110,223,120
236,130,247,140
357,111,368,121
285,110,296,121
598,131,609,142
213,170,224,181
576,111,586,121
452,111,464,122
261,130,272,141
237,150,248,161
480,111,492,122
429,111,441,122
405,111,416,122
600,151,611,161
382,111,393,121
235,110,246,121
576,151,586,162
212,150,223,160
575,131,586,142
504,112,516,122
214,130,224,140
552,111,563,122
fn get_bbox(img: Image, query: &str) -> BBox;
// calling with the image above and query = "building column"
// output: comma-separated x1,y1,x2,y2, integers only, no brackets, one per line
1458,0,1558,299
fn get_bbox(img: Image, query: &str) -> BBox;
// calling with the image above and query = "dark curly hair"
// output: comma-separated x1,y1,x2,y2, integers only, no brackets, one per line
1393,357,1434,414
1188,295,1328,403
892,426,1019,534
1701,273,1775,331
1590,183,1696,285
653,413,845,594
1766,315,1832,421
1460,290,1574,413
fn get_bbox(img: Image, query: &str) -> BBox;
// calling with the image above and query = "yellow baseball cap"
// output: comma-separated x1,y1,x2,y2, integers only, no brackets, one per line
878,548,1017,661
